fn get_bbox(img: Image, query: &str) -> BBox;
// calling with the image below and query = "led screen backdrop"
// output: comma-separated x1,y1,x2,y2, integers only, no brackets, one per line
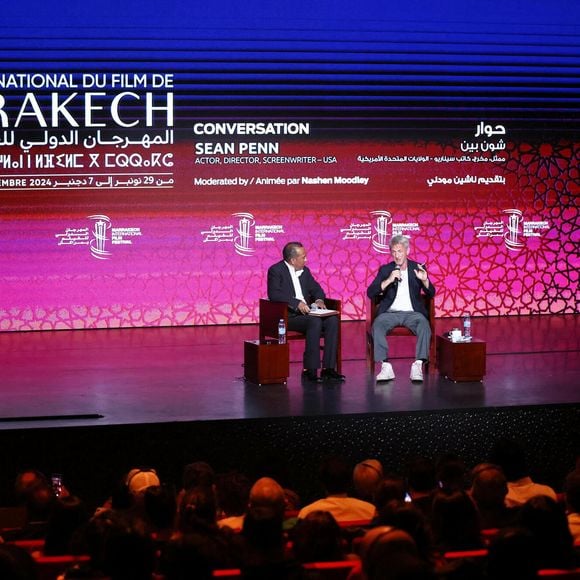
1,1,578,331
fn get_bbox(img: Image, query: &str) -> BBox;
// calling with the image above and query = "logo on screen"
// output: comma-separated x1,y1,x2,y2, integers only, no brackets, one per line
474,208,549,252
55,215,142,259
370,211,392,253
201,212,285,256
502,209,524,252
233,212,255,256
89,215,112,260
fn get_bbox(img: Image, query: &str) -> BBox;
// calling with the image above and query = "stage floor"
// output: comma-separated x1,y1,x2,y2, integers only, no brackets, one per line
0,314,578,430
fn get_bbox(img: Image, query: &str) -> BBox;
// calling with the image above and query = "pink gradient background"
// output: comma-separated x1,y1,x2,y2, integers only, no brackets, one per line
1,136,578,331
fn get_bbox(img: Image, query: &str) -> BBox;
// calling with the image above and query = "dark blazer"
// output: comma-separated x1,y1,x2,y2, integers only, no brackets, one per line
267,260,326,313
366,259,436,319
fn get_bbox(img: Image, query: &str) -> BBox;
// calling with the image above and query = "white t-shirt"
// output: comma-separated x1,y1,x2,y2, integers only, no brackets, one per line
389,268,414,312
505,477,557,507
297,495,376,522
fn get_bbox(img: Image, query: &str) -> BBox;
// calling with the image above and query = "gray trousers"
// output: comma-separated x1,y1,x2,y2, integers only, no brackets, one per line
372,311,431,362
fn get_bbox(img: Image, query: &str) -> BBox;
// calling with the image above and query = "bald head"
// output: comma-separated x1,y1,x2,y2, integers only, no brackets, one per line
248,477,285,519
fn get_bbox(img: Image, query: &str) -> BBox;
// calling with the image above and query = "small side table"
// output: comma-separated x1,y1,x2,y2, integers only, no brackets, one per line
436,335,486,382
244,340,289,385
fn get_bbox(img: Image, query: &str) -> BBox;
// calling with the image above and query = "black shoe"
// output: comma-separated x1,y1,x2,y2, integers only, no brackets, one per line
301,369,321,383
321,369,346,382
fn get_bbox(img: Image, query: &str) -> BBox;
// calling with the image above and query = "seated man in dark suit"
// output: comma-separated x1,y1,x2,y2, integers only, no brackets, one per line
367,234,435,382
267,241,344,383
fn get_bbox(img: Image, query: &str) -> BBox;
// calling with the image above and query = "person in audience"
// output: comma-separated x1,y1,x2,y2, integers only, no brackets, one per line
173,461,216,511
517,495,577,570
215,471,252,531
489,438,557,507
405,456,437,519
469,463,519,529
373,475,407,515
4,469,58,540
177,485,218,534
564,468,580,541
125,467,161,498
182,461,216,491
435,453,466,493
353,459,384,503
240,477,304,579
366,234,435,383
172,484,242,570
82,510,156,580
143,484,177,543
351,526,434,580
97,466,161,525
430,490,482,552
486,526,539,580
94,466,162,518
291,510,345,563
249,477,286,518
267,241,344,383
374,500,434,567
298,456,376,522
43,495,90,555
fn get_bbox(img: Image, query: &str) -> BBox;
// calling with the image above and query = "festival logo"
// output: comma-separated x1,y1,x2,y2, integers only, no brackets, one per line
371,210,392,254
201,212,285,256
502,209,525,252
233,212,255,256
474,208,549,252
55,215,142,259
340,210,421,253
89,215,112,260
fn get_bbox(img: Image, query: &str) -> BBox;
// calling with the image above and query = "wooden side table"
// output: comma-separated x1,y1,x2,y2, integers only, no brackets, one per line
244,340,289,385
436,335,486,382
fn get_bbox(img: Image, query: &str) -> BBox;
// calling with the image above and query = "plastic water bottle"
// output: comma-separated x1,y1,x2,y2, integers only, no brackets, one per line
278,319,286,344
462,313,472,339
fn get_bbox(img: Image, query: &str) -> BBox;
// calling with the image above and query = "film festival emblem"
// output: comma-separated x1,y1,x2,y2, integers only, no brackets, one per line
233,212,255,257
89,214,113,260
502,208,524,252
55,215,142,259
371,211,392,254
201,213,285,255
474,208,549,252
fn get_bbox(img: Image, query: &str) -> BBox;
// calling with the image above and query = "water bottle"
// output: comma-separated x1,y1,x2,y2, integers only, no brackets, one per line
462,313,472,339
278,318,286,344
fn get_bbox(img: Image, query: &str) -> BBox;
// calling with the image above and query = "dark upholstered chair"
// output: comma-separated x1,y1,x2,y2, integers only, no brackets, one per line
259,298,342,373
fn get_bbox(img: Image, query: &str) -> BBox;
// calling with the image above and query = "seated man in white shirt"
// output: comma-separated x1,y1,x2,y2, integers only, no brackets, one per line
298,456,376,523
367,234,435,382
267,241,344,383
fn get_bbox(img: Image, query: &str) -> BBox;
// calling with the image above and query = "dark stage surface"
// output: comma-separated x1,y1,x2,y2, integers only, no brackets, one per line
0,314,578,508
1,314,578,429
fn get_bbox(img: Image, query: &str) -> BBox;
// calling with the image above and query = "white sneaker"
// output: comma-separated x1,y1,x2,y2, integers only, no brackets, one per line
376,361,395,381
410,360,424,381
